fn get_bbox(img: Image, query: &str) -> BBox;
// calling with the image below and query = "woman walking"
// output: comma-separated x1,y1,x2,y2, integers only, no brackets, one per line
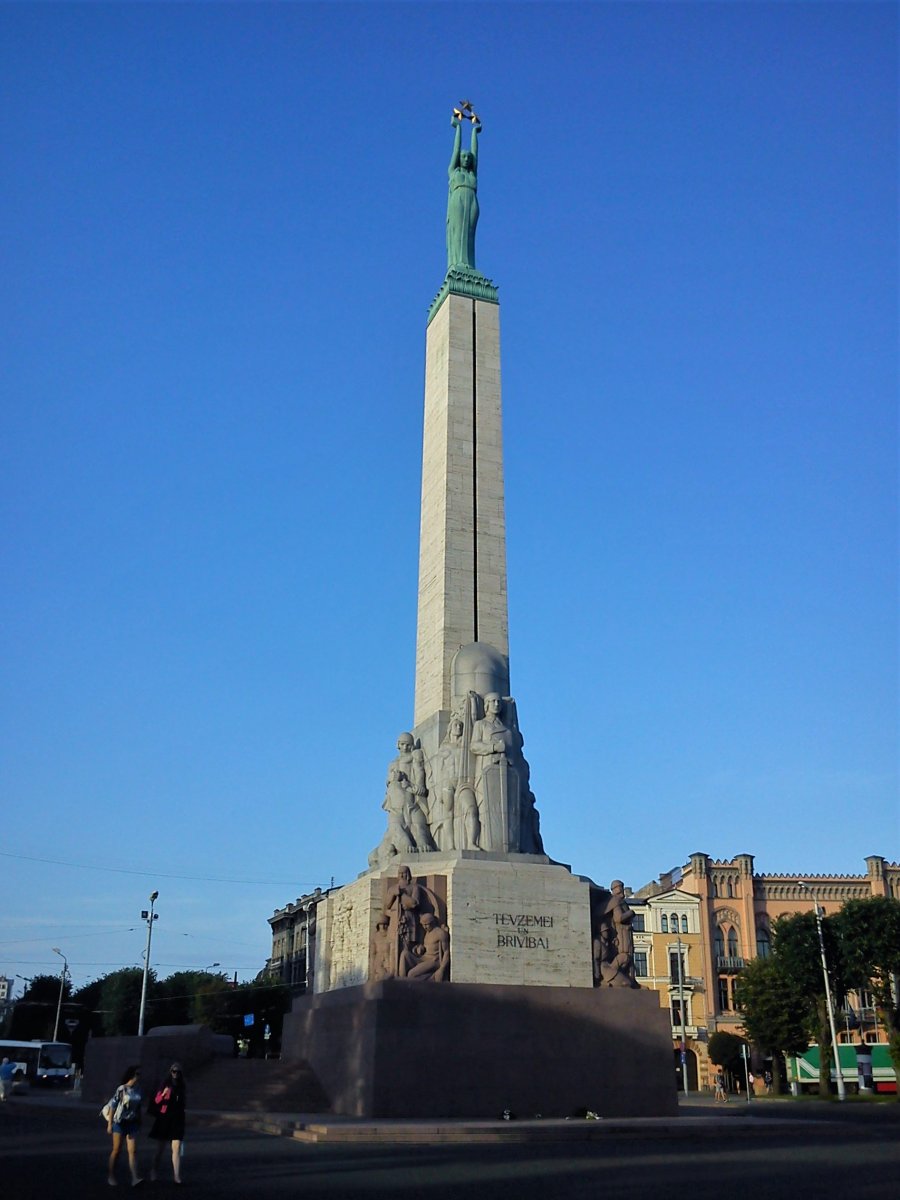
106,1065,143,1186
148,1063,186,1184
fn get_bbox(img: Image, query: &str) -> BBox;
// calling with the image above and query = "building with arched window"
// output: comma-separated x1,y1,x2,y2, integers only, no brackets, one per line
632,853,899,1090
628,887,709,1092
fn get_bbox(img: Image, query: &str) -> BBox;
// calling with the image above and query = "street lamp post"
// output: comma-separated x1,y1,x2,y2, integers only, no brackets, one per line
137,891,159,1037
51,948,68,1042
740,1041,752,1102
676,936,689,1096
205,962,220,973
798,880,846,1101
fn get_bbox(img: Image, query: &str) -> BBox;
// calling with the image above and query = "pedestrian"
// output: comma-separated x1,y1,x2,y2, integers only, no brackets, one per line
0,1057,15,1101
764,1069,772,1094
714,1069,728,1103
105,1064,143,1187
148,1063,186,1184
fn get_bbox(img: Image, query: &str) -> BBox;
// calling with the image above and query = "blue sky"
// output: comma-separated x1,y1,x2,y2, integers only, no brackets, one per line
1,2,896,993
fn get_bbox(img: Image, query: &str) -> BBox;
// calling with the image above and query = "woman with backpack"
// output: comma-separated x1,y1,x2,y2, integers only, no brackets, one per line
148,1062,186,1184
105,1064,143,1186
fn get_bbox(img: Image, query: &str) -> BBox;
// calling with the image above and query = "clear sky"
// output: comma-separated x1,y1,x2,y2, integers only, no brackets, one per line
1,2,896,994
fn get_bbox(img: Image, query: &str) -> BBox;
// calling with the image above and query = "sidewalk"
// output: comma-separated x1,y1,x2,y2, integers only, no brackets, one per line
9,1085,826,1145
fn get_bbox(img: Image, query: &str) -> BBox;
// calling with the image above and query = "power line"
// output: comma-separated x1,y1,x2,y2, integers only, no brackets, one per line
0,926,139,947
0,850,312,888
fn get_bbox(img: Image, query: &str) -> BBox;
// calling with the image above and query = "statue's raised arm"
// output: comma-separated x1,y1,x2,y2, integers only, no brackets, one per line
445,102,481,272
448,115,462,175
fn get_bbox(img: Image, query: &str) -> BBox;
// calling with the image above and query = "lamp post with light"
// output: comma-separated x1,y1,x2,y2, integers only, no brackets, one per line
51,948,68,1042
675,936,689,1096
798,880,846,1101
137,891,159,1037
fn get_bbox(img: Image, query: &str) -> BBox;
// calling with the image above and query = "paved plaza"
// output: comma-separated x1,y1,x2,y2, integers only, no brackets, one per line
3,1093,898,1200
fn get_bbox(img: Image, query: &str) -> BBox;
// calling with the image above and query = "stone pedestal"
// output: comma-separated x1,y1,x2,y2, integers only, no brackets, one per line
282,979,677,1118
313,853,594,993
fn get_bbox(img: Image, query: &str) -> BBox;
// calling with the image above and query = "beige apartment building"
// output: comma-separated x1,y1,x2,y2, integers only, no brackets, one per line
632,852,899,1089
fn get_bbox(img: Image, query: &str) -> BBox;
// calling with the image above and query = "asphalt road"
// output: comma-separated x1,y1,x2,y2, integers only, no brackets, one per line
2,1099,898,1200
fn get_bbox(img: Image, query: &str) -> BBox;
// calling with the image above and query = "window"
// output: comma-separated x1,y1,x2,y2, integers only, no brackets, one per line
669,950,686,982
671,996,690,1027
727,927,739,958
661,914,669,933
681,914,689,934
726,880,734,898
632,913,645,932
717,977,731,1011
670,913,679,933
714,930,725,958
633,951,648,978
756,925,770,959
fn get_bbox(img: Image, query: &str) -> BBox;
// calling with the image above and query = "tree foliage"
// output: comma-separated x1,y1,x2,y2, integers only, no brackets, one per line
21,974,69,1006
707,1031,745,1074
833,896,900,1081
735,955,808,1092
5,974,71,1040
6,962,292,1060
767,911,849,1095
98,968,150,1037
735,898,900,1096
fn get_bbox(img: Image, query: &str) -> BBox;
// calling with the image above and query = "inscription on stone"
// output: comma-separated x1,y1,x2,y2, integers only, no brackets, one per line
494,911,554,950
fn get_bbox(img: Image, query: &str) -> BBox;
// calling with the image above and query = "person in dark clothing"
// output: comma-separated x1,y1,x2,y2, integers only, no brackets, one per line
147,1063,186,1184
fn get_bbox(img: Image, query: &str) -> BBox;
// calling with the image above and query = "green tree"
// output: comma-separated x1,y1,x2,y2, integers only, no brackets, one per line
834,896,900,1087
21,974,68,1005
770,911,848,1096
191,975,233,1031
7,973,70,1040
151,971,212,1027
707,1031,745,1077
98,968,150,1036
735,955,809,1093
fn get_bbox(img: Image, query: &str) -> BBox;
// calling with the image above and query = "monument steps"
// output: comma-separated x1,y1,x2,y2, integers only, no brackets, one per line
188,1056,329,1114
290,1121,602,1144
271,1117,789,1144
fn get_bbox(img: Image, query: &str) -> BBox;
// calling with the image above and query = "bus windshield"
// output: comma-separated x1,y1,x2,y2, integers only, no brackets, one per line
38,1043,72,1071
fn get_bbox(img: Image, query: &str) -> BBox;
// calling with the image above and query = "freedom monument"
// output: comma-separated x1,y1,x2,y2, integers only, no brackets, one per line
281,104,676,1118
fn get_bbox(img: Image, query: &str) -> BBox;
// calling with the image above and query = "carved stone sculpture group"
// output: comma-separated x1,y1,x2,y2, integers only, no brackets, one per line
369,691,543,868
591,880,638,988
370,866,640,989
372,866,450,982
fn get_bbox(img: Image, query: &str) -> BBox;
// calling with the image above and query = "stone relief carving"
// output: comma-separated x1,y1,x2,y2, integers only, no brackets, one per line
714,908,741,928
371,866,450,982
592,881,638,989
368,677,543,865
405,913,451,980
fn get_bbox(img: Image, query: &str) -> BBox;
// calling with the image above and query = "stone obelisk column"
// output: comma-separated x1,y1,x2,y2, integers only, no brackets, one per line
413,105,508,755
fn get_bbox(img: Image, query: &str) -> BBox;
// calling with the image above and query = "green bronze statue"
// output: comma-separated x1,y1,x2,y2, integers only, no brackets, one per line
446,101,482,271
